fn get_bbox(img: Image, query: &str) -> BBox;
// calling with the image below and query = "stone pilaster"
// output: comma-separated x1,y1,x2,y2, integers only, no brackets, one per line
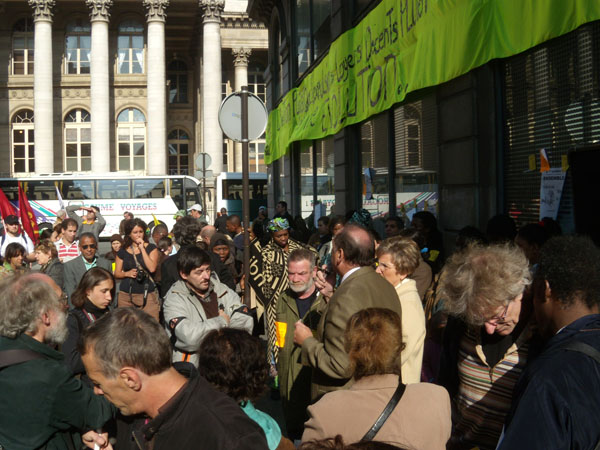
87,0,112,172
144,0,169,174
29,0,55,173
232,48,251,172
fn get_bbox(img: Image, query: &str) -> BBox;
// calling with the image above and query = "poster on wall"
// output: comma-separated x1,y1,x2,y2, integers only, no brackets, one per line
539,167,567,220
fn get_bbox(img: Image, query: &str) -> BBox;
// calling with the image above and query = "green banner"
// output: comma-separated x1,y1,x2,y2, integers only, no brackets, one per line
265,0,600,164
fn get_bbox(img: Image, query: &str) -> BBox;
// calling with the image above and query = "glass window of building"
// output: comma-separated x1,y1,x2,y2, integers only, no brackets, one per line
249,70,266,103
168,129,190,175
64,108,91,171
298,138,334,218
117,21,144,74
117,108,146,171
65,20,91,75
168,60,188,104
249,141,266,173
271,15,284,100
360,113,390,217
12,18,34,75
11,109,35,174
294,0,331,77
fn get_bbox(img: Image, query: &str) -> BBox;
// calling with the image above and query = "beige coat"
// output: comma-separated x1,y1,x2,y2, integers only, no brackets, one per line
302,374,451,450
395,279,426,384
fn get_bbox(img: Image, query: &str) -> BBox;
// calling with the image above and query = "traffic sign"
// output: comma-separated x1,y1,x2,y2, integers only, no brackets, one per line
195,153,212,171
218,92,268,142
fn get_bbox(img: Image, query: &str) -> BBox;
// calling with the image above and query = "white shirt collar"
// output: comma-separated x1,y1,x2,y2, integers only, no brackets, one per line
341,266,361,284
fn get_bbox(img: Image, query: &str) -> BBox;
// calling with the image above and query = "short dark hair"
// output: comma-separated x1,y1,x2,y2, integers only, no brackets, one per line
71,267,114,309
317,216,330,227
172,216,203,247
385,216,404,230
157,236,172,252
536,236,600,309
486,213,517,243
333,224,374,267
5,243,25,260
79,308,172,378
328,216,345,234
123,218,149,249
177,245,212,275
298,435,405,450
79,232,97,243
517,223,549,248
277,201,287,210
90,205,100,214
60,218,78,231
198,328,268,402
151,223,168,236
227,215,241,227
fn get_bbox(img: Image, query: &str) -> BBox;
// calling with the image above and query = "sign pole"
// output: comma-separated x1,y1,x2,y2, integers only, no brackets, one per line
241,86,251,307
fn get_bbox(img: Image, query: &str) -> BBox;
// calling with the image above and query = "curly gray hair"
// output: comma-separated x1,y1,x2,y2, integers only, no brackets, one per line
439,243,531,326
0,273,62,338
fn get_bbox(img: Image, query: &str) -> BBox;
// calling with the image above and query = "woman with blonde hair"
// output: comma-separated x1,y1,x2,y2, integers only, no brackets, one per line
34,239,64,288
303,308,450,449
375,237,425,383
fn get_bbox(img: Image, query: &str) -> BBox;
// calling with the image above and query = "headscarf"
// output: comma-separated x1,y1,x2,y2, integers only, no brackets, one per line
348,208,372,229
267,218,290,232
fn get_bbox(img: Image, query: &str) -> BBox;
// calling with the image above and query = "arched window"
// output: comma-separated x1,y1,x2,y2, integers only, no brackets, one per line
117,21,144,74
168,129,190,174
12,18,34,75
117,108,146,171
168,60,188,104
12,109,35,173
64,108,91,171
65,20,91,74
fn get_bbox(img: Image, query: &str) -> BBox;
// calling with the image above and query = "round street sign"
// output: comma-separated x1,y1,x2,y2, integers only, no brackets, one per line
195,152,212,171
218,91,268,142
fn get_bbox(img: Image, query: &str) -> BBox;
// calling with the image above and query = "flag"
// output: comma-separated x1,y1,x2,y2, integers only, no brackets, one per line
540,148,551,173
0,187,17,222
55,184,65,211
18,182,39,244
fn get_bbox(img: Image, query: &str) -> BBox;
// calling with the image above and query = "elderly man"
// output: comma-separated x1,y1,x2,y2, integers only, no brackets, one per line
80,308,268,450
276,248,323,440
63,233,112,302
498,236,600,450
163,246,253,367
66,205,106,241
293,224,402,400
0,273,113,450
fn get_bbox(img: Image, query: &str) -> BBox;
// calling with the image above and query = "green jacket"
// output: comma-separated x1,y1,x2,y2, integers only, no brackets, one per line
275,288,323,433
0,334,114,450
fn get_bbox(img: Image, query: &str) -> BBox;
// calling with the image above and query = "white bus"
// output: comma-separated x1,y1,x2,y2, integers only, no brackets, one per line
215,172,268,220
0,174,204,238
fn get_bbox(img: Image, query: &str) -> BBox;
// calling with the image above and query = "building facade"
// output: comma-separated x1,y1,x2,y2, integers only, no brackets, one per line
249,0,600,247
0,0,267,216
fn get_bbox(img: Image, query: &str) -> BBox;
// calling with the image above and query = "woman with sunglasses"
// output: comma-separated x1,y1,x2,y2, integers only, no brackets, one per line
115,218,160,321
436,244,539,450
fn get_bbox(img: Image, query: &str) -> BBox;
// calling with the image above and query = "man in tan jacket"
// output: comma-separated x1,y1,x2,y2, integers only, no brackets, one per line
294,224,402,400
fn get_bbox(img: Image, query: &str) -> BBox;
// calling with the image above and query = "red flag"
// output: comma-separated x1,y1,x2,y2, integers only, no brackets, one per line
0,187,17,222
18,182,39,244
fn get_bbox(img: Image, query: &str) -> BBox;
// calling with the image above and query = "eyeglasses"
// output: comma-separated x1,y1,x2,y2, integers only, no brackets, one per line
486,302,509,324
81,244,97,250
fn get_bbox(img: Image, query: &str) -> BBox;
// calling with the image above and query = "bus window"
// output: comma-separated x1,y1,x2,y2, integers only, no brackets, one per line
223,180,243,200
25,180,58,201
169,178,184,210
97,179,130,199
0,181,18,201
184,177,200,210
133,179,165,199
63,180,94,199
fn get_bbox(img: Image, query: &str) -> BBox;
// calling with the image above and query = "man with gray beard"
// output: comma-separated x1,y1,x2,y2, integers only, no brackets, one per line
275,248,323,440
0,273,113,450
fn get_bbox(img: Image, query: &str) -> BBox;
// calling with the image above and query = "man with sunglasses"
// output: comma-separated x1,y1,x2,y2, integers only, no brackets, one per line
63,233,111,306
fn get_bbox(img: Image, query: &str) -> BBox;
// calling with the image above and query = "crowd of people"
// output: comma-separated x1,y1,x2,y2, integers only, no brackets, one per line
0,202,599,450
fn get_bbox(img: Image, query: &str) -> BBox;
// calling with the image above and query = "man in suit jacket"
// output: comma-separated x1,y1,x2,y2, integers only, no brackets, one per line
294,224,403,400
63,233,111,305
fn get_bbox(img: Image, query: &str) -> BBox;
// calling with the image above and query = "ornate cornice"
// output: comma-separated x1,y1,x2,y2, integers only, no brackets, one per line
86,0,112,22
144,0,169,22
232,48,251,67
199,0,225,24
29,0,55,22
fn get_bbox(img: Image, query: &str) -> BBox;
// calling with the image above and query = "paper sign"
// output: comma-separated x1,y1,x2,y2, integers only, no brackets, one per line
539,168,566,220
561,155,569,172
275,321,287,348
528,154,536,171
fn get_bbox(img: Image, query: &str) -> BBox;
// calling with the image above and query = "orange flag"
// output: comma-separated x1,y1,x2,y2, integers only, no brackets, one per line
18,182,39,244
0,187,17,222
540,149,550,173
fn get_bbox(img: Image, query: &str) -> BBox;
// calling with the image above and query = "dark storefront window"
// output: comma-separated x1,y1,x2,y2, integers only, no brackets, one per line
503,21,600,231
299,138,334,218
295,0,331,77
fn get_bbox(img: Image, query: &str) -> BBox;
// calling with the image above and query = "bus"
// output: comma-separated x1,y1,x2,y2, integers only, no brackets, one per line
215,172,267,220
0,174,204,238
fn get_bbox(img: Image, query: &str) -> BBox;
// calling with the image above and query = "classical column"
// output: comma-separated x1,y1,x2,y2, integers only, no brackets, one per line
232,48,251,172
144,0,169,175
29,0,55,174
87,0,112,173
200,0,224,177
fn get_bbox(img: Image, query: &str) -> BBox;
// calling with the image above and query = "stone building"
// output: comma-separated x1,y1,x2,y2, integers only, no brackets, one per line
0,0,267,207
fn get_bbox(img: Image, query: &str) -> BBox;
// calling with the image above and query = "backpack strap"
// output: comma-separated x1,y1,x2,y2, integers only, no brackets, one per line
559,340,600,364
361,381,406,442
0,349,44,369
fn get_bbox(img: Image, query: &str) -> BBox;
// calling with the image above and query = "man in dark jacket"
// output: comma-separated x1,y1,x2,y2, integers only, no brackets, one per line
0,273,113,450
160,217,235,297
80,308,268,450
498,236,600,450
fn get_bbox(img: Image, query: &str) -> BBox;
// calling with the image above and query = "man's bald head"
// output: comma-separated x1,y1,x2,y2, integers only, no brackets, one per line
333,224,375,268
200,225,216,244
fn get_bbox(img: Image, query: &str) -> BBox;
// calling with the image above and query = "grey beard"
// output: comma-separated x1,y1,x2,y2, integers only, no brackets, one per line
45,309,69,346
289,278,315,295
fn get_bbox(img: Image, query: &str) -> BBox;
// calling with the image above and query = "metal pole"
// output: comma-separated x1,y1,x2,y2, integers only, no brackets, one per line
202,154,207,219
241,86,251,307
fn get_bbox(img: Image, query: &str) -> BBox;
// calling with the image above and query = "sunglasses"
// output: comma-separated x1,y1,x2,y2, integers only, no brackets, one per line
81,244,97,250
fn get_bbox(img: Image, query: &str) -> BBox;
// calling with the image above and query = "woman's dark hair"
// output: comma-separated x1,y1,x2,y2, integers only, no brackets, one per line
122,218,149,249
299,435,406,450
109,234,124,245
198,328,268,403
329,216,345,234
516,223,549,248
71,267,115,309
412,211,438,232
39,229,52,240
5,243,26,260
172,216,203,247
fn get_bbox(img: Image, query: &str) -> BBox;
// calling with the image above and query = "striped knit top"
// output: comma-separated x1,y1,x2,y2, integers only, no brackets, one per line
453,322,533,450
